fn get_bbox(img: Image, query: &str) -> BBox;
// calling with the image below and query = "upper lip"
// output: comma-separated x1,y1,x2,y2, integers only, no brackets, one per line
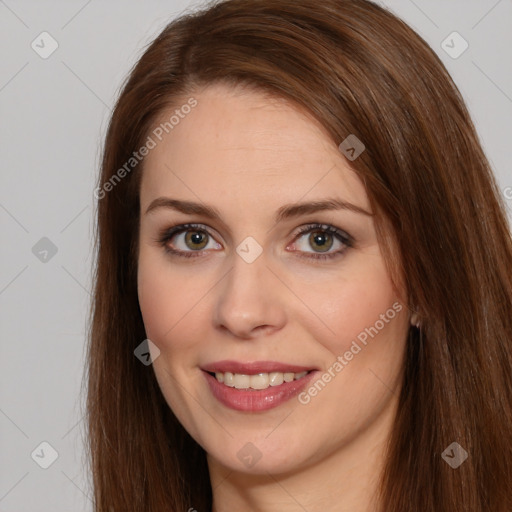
201,360,316,375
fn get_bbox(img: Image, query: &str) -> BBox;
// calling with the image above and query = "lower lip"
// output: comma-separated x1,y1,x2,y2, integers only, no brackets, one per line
203,371,316,412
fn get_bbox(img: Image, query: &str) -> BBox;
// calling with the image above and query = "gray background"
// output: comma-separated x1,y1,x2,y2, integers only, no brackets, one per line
1,1,511,510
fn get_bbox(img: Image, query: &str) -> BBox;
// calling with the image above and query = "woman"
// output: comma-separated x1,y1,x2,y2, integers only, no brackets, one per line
86,0,512,510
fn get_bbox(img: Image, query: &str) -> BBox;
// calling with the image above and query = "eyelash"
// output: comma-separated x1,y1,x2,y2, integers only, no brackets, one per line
155,223,354,261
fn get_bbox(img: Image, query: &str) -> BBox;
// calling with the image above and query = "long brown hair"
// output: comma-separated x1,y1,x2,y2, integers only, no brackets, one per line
85,0,512,510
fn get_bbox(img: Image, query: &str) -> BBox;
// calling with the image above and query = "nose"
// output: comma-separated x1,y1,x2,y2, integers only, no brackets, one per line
213,250,287,340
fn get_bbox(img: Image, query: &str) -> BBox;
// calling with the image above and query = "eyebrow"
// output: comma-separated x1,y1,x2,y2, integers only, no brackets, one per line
145,197,373,221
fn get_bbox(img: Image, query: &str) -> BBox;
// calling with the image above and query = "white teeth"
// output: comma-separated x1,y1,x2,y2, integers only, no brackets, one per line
250,373,270,390
212,371,310,390
224,372,235,387
233,374,251,389
269,372,284,386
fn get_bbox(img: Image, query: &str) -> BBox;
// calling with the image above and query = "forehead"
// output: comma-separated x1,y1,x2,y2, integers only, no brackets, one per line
140,84,369,215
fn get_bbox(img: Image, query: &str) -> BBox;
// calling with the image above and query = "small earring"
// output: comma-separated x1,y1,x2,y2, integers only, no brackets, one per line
410,312,421,329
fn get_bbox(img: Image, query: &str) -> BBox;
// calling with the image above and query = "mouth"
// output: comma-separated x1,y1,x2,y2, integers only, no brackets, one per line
201,360,317,412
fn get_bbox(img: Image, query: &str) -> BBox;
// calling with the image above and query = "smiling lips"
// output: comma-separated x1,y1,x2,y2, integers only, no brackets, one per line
202,360,317,411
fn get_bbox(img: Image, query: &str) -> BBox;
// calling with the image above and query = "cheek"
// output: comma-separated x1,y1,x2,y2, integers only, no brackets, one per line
137,252,189,349
137,255,171,340
298,256,404,354
292,261,407,445
137,251,216,361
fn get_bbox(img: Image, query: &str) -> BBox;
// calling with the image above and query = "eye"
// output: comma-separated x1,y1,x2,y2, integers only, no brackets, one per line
288,223,353,260
156,222,353,261
156,223,222,258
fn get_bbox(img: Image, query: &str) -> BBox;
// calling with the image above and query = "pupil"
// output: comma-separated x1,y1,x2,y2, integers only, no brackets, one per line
310,231,332,252
186,230,207,250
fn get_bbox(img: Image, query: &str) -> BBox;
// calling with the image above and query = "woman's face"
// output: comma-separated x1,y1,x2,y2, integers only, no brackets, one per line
137,83,410,475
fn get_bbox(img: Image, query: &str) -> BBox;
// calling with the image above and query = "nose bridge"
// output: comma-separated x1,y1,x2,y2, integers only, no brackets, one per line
213,245,286,337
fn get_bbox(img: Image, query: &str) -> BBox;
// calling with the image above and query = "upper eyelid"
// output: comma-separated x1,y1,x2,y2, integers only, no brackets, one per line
294,223,352,240
165,223,222,242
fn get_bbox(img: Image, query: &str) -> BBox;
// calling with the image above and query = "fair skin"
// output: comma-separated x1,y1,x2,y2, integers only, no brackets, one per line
137,83,411,512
